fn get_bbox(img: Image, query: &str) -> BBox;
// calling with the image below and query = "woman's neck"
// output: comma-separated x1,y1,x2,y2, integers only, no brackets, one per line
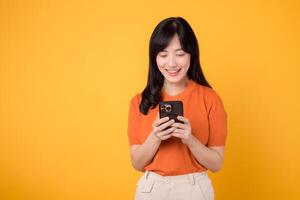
162,77,190,96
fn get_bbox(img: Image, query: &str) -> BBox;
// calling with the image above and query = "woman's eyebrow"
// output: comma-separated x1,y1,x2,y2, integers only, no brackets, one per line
161,48,183,52
175,48,183,51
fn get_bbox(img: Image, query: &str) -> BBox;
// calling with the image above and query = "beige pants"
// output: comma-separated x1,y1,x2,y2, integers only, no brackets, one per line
134,170,214,200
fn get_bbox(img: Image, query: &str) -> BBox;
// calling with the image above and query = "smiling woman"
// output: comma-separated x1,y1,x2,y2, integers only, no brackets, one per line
156,35,191,80
127,16,227,200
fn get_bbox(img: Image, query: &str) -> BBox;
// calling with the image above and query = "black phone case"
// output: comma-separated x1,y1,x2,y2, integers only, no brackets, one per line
159,101,184,131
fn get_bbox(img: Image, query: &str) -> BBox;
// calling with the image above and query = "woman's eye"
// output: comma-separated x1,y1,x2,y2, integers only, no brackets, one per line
159,54,167,57
177,54,185,56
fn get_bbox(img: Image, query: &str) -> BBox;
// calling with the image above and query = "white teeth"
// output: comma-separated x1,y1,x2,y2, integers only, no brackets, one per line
167,69,180,72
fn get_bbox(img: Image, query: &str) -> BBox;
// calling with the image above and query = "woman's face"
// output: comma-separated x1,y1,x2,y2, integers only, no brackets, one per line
156,34,191,84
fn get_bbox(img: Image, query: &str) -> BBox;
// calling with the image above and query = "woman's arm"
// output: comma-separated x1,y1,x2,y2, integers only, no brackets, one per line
129,114,175,172
171,115,226,173
129,132,161,171
187,135,225,173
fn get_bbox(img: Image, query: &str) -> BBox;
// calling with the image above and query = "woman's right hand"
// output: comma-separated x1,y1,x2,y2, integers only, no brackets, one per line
151,113,176,142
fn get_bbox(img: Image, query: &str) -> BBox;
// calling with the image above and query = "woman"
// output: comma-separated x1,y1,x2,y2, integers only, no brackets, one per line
127,16,227,200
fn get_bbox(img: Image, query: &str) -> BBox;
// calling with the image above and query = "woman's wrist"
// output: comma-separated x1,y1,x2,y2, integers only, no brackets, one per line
186,134,199,148
150,131,161,143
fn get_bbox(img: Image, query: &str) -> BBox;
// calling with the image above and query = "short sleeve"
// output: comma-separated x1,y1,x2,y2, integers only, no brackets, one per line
127,94,142,145
206,91,228,147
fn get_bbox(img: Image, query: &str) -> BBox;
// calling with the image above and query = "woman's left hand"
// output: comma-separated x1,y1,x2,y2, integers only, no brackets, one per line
171,116,196,146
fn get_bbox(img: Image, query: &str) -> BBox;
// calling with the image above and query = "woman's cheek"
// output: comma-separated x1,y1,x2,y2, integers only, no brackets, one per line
178,55,189,63
156,58,163,68
157,59,167,69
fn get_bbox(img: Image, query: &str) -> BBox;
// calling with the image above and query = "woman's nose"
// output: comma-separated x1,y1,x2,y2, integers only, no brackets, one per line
167,55,177,67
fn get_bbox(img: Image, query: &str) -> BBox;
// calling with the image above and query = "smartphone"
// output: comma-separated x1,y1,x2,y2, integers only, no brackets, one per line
159,101,184,131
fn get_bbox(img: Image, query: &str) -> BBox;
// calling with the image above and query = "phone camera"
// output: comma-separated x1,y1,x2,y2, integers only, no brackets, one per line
161,104,172,113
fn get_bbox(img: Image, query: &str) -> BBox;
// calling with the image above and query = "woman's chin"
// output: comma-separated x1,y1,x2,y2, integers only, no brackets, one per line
164,75,186,83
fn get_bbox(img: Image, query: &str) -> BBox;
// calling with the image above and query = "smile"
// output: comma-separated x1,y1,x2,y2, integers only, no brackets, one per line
166,68,181,76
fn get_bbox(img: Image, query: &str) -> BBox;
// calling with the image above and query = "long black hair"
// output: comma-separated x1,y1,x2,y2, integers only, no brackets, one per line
140,16,212,115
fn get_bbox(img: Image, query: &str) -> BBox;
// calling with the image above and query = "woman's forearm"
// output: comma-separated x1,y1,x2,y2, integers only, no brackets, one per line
187,135,223,173
132,132,161,171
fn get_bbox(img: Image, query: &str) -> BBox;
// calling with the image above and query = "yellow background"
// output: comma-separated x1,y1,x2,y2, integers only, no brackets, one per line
0,0,299,199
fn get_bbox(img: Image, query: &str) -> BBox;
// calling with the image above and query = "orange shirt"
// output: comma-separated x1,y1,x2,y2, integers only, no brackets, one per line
127,79,228,176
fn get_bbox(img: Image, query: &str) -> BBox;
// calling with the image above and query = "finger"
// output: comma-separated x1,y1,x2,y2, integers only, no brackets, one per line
173,128,185,134
154,113,159,126
171,122,186,129
157,126,176,137
157,127,176,137
158,119,175,131
161,133,173,140
153,116,169,127
158,116,170,123
172,133,184,138
177,116,189,124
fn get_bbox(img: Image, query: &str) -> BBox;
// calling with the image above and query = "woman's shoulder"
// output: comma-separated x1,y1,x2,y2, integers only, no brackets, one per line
129,92,142,105
193,83,227,114
193,82,223,102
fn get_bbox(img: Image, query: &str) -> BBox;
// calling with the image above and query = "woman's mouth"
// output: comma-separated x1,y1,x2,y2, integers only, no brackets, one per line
166,68,181,76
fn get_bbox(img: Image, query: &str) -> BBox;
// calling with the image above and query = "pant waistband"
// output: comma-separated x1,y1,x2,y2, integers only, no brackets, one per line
143,170,209,185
